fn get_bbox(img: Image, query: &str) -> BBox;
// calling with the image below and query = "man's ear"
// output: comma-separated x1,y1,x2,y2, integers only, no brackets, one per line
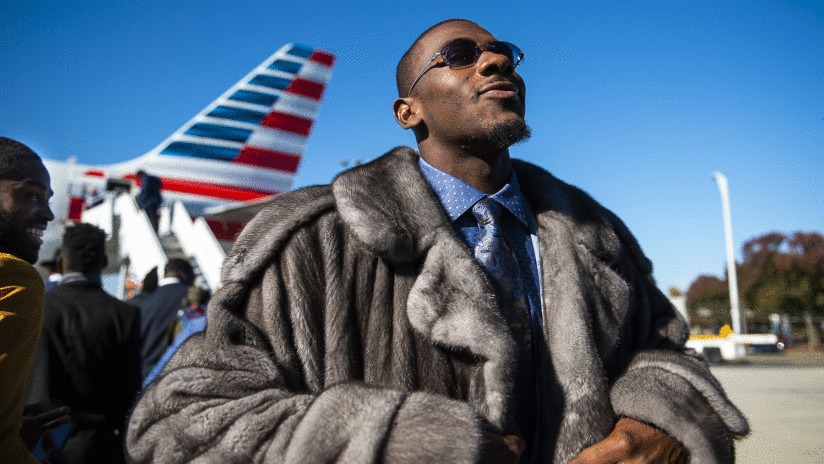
392,97,423,130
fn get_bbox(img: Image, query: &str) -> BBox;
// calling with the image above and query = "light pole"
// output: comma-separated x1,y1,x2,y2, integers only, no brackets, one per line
712,172,744,335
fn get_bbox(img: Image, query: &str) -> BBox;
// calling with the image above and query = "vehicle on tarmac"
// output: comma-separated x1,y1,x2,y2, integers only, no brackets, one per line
687,324,784,363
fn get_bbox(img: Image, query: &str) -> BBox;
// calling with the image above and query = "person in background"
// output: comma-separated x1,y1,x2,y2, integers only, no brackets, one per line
127,267,158,305
28,223,142,463
83,185,103,210
135,170,162,232
0,136,70,464
131,258,194,379
39,248,62,293
142,284,210,388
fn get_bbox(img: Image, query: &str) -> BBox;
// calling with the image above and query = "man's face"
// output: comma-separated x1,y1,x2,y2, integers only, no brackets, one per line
0,158,54,264
409,21,527,150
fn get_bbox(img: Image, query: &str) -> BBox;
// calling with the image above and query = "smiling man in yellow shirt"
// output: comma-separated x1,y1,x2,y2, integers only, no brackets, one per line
0,136,68,464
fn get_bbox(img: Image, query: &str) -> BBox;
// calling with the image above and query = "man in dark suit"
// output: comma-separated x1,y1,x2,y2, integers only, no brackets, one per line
135,170,162,232
28,223,142,463
133,258,194,379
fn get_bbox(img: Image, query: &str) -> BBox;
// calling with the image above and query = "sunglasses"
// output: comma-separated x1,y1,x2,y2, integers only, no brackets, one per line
407,39,524,97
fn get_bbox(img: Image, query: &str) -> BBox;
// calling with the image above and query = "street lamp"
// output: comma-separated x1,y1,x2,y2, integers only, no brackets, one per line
712,172,744,335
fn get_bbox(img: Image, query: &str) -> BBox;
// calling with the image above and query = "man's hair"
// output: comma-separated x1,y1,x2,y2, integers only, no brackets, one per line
164,258,194,284
0,136,41,181
62,223,107,273
141,266,159,294
396,19,472,97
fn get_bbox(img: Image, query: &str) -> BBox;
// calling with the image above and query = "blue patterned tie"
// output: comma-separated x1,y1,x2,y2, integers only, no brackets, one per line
472,197,532,348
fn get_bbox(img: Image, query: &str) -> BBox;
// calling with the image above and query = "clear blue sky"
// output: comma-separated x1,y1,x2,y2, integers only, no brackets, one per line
2,0,822,293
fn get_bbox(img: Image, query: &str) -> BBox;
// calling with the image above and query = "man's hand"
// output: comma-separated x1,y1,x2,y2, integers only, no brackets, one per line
20,403,71,450
567,418,687,464
478,431,525,464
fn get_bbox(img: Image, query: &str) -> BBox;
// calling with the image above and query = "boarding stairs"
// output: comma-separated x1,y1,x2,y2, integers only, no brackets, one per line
81,192,225,298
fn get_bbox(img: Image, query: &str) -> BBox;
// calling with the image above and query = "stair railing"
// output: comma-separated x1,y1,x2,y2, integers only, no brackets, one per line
80,191,115,235
169,201,225,290
113,193,167,284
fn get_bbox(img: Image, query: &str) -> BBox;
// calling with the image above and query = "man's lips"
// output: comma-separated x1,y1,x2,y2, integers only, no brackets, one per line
27,225,46,244
478,80,520,99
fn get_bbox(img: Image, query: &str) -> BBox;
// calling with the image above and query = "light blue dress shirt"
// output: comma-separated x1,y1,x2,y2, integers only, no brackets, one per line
418,158,544,332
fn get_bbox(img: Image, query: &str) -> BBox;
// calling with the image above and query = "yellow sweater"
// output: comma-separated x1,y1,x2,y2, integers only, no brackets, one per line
0,252,44,464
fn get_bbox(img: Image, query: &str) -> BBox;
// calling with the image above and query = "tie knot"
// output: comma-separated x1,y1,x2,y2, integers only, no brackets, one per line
472,197,502,225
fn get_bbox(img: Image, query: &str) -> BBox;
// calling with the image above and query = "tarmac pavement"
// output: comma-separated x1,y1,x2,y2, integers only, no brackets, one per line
711,349,824,463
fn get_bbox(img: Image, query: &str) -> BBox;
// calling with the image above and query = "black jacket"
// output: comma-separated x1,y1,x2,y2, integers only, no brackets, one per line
28,276,142,464
136,174,162,210
132,282,190,379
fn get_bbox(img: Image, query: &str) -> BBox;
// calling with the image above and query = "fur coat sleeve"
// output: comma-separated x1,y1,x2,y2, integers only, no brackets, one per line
512,157,749,462
126,147,748,464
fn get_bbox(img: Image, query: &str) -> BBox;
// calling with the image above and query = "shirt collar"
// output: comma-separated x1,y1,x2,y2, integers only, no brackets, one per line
159,277,182,286
418,157,535,231
60,272,102,287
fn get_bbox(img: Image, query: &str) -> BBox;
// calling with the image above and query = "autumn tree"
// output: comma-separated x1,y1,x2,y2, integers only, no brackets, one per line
738,232,788,317
779,232,824,346
686,231,824,345
685,275,729,321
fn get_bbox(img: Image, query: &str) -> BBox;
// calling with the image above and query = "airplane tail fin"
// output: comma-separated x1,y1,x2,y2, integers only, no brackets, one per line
132,44,335,201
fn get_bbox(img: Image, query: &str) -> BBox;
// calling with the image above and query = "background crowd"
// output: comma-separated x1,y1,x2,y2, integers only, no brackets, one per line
1,136,207,463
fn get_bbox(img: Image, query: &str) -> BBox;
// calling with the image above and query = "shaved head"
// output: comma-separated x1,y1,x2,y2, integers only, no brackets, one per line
0,137,40,181
396,19,477,97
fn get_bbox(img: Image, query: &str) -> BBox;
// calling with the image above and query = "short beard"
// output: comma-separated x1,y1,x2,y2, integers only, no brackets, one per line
0,208,13,256
0,207,39,264
487,117,531,152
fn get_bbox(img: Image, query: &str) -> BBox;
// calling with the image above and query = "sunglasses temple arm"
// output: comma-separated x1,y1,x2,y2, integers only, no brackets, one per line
406,53,440,98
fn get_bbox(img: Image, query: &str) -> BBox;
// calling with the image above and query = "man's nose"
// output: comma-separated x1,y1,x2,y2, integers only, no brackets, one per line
476,49,515,75
40,202,55,222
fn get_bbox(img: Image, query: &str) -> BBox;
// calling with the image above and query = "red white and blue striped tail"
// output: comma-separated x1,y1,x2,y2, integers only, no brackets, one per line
104,44,334,210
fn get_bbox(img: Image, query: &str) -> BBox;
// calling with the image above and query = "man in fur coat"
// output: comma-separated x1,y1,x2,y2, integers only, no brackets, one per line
127,20,748,463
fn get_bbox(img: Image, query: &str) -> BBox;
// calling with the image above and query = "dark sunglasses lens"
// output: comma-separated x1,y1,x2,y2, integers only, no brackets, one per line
491,42,518,62
442,40,480,67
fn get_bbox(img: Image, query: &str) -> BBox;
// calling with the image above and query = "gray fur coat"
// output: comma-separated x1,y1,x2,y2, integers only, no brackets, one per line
127,147,748,463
